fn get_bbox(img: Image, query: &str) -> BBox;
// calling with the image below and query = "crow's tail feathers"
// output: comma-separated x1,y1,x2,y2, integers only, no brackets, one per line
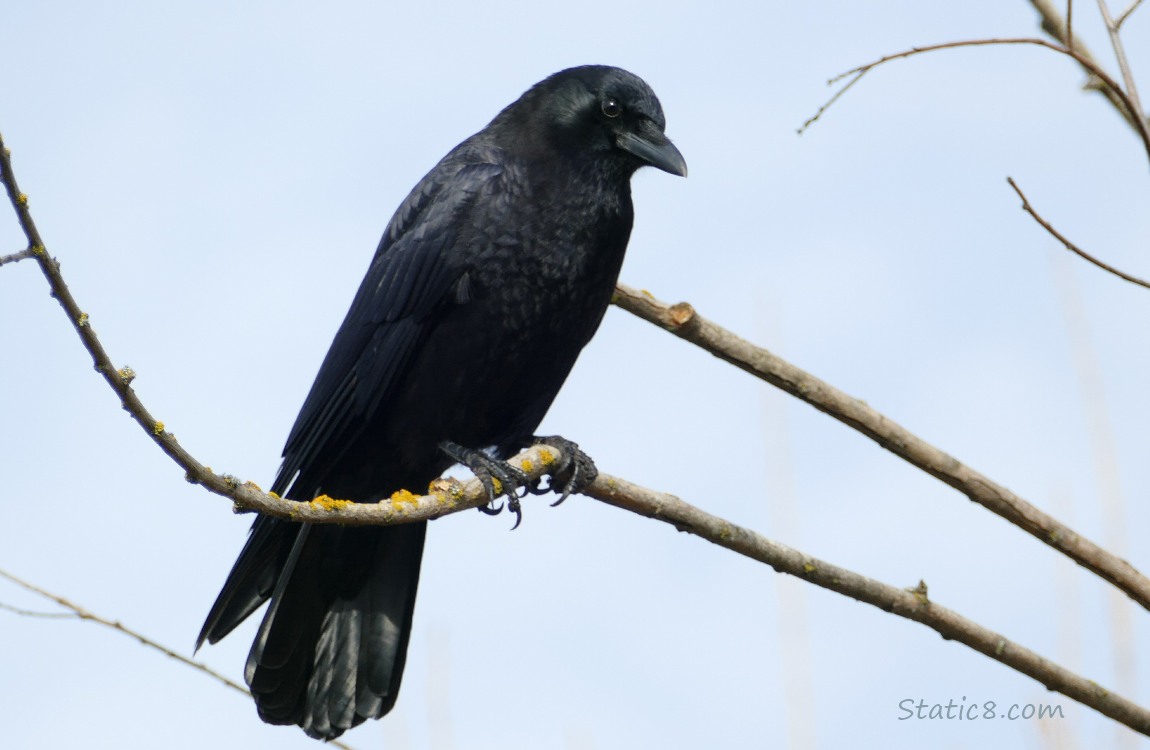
199,518,426,740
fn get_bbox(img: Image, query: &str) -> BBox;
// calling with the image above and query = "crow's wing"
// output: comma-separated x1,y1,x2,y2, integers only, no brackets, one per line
197,146,504,649
272,148,505,499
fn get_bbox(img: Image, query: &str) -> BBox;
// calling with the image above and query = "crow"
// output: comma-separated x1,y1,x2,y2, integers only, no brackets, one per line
196,65,685,740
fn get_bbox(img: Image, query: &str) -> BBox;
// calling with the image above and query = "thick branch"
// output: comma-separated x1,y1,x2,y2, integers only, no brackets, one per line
587,475,1150,736
610,284,1150,611
1007,176,1150,289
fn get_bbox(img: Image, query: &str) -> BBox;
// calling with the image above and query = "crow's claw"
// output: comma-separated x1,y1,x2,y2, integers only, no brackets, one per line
439,440,529,527
531,435,598,506
508,496,523,530
476,500,504,516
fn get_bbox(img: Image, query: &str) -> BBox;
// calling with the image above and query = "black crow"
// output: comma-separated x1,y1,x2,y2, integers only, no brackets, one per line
197,64,685,740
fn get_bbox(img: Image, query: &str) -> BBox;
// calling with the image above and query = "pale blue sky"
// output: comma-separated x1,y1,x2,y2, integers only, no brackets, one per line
2,2,1150,748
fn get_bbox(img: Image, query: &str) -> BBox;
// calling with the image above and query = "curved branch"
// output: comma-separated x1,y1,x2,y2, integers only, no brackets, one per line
804,37,1150,161
610,284,1150,611
1007,176,1150,289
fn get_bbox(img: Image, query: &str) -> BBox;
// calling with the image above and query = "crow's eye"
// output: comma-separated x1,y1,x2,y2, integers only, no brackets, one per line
601,98,622,118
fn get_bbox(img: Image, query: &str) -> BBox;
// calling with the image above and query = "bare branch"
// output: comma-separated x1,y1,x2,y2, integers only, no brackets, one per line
808,37,1150,158
0,600,79,619
587,475,1150,736
0,246,33,267
1097,0,1146,120
0,567,247,696
610,284,1150,611
1007,177,1150,289
1026,0,1145,130
1116,0,1145,27
1068,0,1075,55
0,568,359,750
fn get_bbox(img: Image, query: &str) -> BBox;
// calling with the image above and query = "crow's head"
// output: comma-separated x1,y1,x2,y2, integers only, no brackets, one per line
497,65,687,178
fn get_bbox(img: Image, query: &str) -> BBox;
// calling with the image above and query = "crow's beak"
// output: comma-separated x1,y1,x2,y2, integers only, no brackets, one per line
617,123,688,177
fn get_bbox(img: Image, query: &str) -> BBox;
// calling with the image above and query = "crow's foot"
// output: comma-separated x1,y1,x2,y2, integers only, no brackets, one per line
439,441,529,529
529,436,598,506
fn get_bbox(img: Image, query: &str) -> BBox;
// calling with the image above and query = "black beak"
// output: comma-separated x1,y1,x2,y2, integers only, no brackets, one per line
616,122,688,177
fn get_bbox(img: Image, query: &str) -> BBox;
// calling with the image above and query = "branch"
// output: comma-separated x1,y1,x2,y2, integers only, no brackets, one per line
0,568,359,750
1097,0,1146,120
1027,0,1147,131
609,284,1150,611
1007,176,1150,289
1116,0,1145,27
4,131,1150,738
803,37,1150,161
586,475,1150,736
0,246,33,267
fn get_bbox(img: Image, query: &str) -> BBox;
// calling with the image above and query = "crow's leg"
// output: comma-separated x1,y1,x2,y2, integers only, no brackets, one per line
439,441,530,529
527,436,598,506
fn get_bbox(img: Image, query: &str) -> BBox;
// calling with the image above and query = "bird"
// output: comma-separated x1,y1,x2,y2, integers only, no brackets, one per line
196,64,685,740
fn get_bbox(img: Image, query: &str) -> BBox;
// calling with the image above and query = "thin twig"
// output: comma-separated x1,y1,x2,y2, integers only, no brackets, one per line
1007,177,1150,289
1098,0,1146,119
1027,0,1144,130
797,71,865,134
0,600,79,619
0,246,33,267
0,567,248,695
1116,0,1145,27
1068,0,1075,55
609,284,1150,611
808,37,1150,159
0,568,359,750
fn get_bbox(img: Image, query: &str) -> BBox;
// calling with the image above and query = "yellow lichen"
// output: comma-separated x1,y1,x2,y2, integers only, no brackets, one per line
117,366,136,385
802,562,816,574
520,458,535,473
268,491,280,499
77,312,89,327
152,421,165,435
31,245,45,256
389,489,418,509
536,448,556,466
241,480,263,493
16,193,27,206
311,494,353,512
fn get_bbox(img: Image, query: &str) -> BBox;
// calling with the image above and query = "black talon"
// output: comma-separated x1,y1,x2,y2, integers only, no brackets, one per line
531,435,598,506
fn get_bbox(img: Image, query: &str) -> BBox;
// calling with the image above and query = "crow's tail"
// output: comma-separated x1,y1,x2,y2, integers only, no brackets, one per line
198,517,426,740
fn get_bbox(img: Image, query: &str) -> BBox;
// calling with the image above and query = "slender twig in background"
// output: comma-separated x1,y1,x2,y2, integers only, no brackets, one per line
0,567,248,696
0,600,78,619
1026,0,1146,131
1051,254,1137,750
1068,0,1075,56
1007,177,1150,289
1115,0,1145,27
610,284,1150,611
1097,0,1146,119
589,475,1150,736
0,246,33,267
805,37,1150,159
0,568,359,750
